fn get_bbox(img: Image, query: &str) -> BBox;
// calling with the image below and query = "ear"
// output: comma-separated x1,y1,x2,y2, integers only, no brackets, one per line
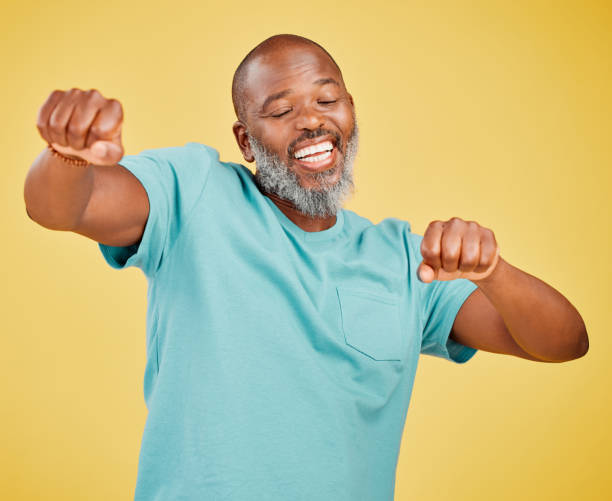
347,92,354,108
232,121,255,163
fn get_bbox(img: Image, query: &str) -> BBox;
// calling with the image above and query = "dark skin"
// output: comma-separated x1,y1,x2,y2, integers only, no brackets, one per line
231,41,588,362
25,40,588,363
232,43,355,232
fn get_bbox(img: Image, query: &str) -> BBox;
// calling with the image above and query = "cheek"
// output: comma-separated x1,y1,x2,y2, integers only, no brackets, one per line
259,126,290,154
331,106,355,135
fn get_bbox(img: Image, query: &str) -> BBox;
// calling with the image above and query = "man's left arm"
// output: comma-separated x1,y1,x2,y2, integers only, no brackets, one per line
417,217,589,363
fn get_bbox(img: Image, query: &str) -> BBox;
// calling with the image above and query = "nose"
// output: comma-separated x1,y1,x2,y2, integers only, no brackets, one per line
295,103,325,131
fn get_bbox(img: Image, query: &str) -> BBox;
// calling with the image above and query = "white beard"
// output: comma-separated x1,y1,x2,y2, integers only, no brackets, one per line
249,122,359,218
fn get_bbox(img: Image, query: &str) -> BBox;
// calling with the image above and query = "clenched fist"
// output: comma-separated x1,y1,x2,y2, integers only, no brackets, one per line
36,88,124,166
417,217,501,283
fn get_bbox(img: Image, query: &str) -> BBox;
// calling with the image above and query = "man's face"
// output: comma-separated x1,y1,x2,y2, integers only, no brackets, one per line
233,44,358,216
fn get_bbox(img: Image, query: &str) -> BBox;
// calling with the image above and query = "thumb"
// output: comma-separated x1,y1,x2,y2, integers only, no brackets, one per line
91,141,123,165
417,262,435,283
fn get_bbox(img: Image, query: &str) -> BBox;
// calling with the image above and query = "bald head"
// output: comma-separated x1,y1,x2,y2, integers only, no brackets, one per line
231,34,343,123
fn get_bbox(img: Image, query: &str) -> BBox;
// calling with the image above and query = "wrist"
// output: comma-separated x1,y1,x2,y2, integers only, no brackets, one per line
473,255,508,287
46,143,89,166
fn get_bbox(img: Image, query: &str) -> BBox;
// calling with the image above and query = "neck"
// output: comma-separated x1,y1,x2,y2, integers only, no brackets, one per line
264,191,337,232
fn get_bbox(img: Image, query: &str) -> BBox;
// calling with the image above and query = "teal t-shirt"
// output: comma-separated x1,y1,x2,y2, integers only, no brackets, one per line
98,142,479,501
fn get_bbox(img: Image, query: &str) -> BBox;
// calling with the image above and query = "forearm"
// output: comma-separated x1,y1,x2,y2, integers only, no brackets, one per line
24,146,94,230
475,257,589,362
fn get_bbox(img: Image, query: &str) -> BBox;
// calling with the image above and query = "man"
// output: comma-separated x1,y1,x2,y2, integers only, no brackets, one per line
24,34,588,501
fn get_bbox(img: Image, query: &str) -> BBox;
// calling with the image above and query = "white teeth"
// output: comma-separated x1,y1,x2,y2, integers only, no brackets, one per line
294,140,333,159
300,150,332,163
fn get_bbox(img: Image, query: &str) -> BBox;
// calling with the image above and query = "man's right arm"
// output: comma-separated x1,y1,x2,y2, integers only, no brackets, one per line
24,88,149,247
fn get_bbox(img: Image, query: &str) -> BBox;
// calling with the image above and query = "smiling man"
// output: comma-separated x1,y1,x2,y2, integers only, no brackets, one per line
25,34,588,501
232,35,360,227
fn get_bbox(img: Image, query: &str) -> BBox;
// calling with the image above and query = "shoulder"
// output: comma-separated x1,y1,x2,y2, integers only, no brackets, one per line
131,141,221,167
124,141,250,194
144,143,260,207
343,211,415,261
344,210,412,243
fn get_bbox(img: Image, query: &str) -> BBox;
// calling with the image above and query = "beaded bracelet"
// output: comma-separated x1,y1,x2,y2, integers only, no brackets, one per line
47,143,90,167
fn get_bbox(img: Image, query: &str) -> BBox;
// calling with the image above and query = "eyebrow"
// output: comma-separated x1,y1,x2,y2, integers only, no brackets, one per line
261,89,293,112
260,77,341,112
313,77,340,87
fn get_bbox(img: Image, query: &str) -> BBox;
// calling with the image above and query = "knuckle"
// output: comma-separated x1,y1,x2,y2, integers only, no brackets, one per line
89,123,103,137
85,94,103,108
90,121,110,137
103,98,122,118
445,245,461,260
425,220,443,234
67,121,87,139
86,88,103,101
420,246,438,260
461,253,478,267
48,113,62,129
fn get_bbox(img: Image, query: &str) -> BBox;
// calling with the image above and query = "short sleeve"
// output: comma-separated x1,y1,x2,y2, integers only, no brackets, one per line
97,142,216,278
407,232,479,364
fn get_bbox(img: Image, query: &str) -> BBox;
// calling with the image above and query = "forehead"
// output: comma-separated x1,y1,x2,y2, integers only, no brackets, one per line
243,45,343,108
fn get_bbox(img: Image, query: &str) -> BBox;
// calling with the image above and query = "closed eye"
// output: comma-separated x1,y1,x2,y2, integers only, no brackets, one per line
319,100,337,105
270,109,291,118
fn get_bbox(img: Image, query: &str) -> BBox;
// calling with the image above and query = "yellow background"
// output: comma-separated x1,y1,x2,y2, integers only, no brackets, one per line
2,0,610,499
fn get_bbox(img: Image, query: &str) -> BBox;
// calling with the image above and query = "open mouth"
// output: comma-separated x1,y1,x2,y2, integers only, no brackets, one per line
292,139,336,171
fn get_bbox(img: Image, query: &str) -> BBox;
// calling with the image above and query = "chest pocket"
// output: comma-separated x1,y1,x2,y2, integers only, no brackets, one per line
336,286,403,361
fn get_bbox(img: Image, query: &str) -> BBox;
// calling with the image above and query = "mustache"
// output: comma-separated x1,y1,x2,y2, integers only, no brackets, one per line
287,128,343,159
